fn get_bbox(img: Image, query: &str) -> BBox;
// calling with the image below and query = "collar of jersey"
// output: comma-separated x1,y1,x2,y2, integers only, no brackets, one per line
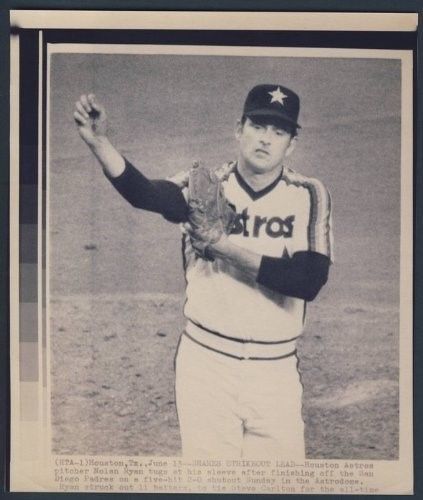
234,164,284,201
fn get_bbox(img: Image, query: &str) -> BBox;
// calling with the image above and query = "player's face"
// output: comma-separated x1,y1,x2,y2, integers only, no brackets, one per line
235,117,296,174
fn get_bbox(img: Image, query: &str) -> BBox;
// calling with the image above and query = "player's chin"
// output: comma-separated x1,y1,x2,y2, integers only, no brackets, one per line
249,157,277,172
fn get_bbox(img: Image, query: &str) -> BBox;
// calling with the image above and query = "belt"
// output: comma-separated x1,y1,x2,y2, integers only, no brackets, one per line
184,320,297,361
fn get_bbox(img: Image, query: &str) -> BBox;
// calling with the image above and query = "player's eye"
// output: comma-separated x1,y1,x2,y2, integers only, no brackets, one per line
275,129,288,136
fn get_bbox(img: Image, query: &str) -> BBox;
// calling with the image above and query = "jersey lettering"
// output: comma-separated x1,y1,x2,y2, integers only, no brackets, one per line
231,207,295,239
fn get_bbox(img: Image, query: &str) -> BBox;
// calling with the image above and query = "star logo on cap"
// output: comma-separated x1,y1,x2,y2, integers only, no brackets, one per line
268,87,288,106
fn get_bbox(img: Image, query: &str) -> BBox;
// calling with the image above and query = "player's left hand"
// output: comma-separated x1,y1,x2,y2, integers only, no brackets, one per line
186,162,236,261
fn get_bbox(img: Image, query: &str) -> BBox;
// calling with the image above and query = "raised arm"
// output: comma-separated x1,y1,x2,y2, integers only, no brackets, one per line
73,94,188,223
73,94,125,178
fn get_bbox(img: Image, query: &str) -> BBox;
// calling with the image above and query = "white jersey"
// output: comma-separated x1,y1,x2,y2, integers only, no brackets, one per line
179,162,333,343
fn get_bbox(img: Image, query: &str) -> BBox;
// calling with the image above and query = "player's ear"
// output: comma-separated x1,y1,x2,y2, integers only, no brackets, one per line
235,119,243,141
284,135,298,157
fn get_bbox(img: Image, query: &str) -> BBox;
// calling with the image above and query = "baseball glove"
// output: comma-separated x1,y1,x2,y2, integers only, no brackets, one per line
187,161,236,260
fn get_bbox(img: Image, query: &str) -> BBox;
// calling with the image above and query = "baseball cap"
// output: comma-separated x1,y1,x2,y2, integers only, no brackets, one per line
243,84,301,129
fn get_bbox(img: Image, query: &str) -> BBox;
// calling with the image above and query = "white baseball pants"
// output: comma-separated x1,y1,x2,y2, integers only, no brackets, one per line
175,332,305,458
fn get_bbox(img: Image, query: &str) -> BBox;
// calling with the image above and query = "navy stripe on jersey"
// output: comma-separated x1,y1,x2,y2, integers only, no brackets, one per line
234,165,284,201
307,183,317,251
302,302,307,324
181,232,189,274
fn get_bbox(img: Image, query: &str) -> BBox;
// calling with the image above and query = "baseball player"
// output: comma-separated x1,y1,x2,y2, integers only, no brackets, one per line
73,84,333,458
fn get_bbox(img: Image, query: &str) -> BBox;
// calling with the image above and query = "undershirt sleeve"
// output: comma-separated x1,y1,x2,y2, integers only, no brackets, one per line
105,158,189,223
257,251,330,302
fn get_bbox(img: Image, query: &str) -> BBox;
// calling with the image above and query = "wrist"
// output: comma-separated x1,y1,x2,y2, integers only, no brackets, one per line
86,135,126,178
88,134,110,152
207,234,231,259
205,236,261,280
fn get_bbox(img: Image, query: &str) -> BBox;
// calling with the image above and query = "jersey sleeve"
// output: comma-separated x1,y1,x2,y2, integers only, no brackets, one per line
307,179,334,262
257,175,333,301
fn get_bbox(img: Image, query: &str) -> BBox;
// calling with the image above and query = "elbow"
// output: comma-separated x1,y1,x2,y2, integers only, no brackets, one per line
301,283,324,302
303,290,319,302
295,253,330,301
301,271,328,302
162,211,187,223
128,198,143,208
265,273,327,301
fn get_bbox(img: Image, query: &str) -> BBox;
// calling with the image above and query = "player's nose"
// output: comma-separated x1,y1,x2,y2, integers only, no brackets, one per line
259,128,273,144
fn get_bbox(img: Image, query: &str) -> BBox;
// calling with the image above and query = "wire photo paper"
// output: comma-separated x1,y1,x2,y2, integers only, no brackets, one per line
9,10,416,495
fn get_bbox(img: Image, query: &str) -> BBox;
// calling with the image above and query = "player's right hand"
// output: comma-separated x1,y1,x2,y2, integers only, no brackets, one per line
73,94,108,147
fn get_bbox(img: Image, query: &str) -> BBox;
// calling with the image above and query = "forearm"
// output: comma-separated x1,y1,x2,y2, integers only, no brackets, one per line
74,95,188,223
87,136,126,178
208,238,330,301
209,237,261,280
